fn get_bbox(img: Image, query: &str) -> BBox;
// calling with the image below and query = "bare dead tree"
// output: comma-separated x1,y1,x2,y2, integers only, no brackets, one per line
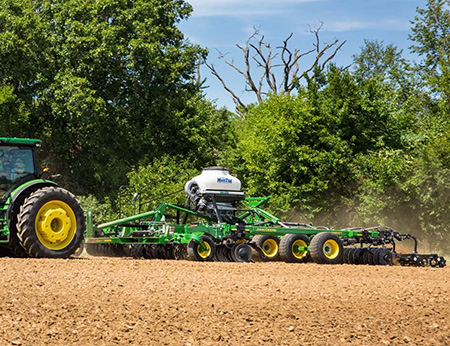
205,24,346,116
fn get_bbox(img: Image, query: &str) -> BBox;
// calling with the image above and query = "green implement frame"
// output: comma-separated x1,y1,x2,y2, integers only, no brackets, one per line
86,197,378,248
84,196,446,267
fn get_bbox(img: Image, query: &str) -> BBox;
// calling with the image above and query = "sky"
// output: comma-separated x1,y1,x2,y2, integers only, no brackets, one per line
179,0,427,111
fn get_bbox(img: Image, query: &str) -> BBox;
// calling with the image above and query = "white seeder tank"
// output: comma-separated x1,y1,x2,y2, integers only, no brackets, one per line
184,166,242,194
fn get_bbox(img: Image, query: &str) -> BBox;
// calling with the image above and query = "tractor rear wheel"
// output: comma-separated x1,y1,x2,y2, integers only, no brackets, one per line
17,187,85,258
310,232,343,264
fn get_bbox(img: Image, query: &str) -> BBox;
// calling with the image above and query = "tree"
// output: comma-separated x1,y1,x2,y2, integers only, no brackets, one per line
205,25,346,116
353,40,412,89
0,0,209,197
226,66,414,225
410,0,450,101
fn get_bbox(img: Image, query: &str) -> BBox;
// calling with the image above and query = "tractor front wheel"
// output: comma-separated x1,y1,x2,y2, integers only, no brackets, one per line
17,187,85,258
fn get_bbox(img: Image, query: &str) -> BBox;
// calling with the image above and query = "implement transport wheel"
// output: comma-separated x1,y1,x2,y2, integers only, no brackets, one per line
187,235,216,261
279,234,310,263
231,243,252,262
310,232,343,265
252,235,280,261
17,187,85,258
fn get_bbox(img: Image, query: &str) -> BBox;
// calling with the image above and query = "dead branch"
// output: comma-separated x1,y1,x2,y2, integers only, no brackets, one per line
204,24,345,114
204,60,248,117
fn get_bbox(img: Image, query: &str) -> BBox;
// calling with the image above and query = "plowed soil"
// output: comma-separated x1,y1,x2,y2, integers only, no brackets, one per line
0,258,448,346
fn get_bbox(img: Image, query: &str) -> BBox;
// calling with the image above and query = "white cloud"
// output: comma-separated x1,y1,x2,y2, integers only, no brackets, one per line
325,19,410,32
186,0,323,17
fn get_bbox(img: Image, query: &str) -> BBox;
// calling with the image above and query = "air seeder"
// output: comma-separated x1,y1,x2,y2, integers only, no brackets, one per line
0,138,444,266
84,166,446,267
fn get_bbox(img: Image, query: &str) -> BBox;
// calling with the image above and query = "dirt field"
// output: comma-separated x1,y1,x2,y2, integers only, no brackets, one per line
0,258,448,346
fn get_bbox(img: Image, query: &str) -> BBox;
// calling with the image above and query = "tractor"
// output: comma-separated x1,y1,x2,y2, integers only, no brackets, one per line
0,138,84,258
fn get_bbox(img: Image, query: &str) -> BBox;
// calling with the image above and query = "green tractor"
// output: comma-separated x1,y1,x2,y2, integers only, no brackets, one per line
0,137,84,258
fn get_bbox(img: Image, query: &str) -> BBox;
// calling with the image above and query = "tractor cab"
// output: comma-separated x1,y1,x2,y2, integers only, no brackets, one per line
0,138,40,200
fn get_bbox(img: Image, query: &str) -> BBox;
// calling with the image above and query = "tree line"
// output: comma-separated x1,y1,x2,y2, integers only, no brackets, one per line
1,0,450,252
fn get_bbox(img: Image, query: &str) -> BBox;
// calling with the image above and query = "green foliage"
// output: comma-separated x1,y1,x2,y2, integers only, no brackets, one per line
353,40,410,84
77,194,117,224
0,0,209,197
228,67,415,225
121,156,199,216
354,130,450,254
410,0,450,99
0,84,30,136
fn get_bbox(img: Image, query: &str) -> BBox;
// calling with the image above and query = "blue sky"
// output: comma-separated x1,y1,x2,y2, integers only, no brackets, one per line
179,0,427,111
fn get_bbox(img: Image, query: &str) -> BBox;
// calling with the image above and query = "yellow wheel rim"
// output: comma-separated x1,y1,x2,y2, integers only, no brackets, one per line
197,241,211,259
35,200,77,250
262,238,278,258
292,239,308,259
323,239,339,259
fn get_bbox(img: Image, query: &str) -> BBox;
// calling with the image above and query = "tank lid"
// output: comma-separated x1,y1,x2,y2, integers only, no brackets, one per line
202,166,229,171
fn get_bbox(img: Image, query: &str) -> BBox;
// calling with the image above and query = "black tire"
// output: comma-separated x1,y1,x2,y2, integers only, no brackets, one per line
7,188,37,258
8,231,29,257
152,245,164,259
187,235,216,261
223,245,235,262
252,235,280,261
231,243,252,262
73,243,84,257
376,248,393,266
17,187,85,258
372,248,382,265
279,234,310,263
309,232,343,265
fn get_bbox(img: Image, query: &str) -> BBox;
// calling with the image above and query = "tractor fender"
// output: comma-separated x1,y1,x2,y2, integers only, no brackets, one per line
6,179,57,227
